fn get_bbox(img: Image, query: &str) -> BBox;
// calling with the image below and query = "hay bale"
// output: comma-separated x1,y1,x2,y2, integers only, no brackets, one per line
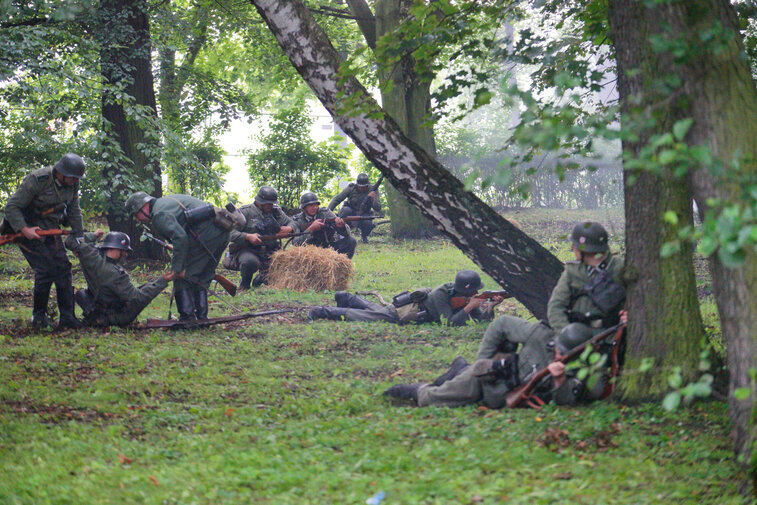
267,245,354,292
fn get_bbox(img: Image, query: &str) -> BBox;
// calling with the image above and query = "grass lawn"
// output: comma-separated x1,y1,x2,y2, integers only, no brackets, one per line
0,208,745,504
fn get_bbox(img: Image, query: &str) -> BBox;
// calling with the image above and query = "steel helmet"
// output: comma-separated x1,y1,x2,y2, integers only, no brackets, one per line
125,191,155,217
300,192,321,209
98,231,133,252
53,153,86,179
555,323,595,353
453,270,484,296
570,222,609,253
255,186,278,205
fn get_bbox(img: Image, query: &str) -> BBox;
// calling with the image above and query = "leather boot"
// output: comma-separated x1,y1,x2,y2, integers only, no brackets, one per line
430,356,470,387
383,383,422,402
75,289,96,315
57,282,83,329
31,284,52,329
308,306,348,321
175,289,197,321
194,289,208,320
238,274,252,291
252,271,268,287
334,292,371,310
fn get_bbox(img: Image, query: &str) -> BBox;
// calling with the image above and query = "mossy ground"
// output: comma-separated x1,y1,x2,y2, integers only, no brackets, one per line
0,208,743,504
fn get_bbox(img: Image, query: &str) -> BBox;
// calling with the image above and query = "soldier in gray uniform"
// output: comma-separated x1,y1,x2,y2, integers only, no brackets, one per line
328,173,381,242
65,231,174,326
292,192,356,258
223,186,296,290
384,323,616,408
4,153,87,329
308,270,503,326
126,191,230,321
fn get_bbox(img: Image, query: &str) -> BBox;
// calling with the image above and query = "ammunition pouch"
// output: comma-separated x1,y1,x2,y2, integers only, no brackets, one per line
473,354,520,388
254,214,281,236
213,207,238,232
392,288,431,308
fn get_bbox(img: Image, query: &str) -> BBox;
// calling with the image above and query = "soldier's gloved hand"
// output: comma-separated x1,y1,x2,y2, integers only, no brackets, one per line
307,220,325,232
246,233,262,245
21,226,42,240
276,226,294,238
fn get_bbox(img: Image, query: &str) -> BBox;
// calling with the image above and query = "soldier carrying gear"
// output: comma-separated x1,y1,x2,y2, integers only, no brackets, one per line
292,191,356,258
65,231,174,327
308,269,502,326
127,191,230,321
224,186,296,290
384,320,620,408
328,173,381,243
4,153,88,329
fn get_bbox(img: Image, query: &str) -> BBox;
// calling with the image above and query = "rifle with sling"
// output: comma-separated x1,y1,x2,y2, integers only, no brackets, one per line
449,290,512,310
505,321,627,409
141,231,237,296
0,228,72,247
359,174,384,216
144,308,293,329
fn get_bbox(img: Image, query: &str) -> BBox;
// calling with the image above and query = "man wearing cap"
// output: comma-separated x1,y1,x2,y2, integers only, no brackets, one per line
223,186,296,290
65,231,175,326
125,191,229,320
292,192,356,258
328,173,381,243
383,321,622,407
308,270,502,326
4,153,87,329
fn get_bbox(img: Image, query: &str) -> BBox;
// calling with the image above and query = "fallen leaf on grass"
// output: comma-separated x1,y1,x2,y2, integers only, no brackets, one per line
224,408,233,417
149,475,160,486
117,454,132,465
389,369,403,378
470,495,483,503
554,472,573,480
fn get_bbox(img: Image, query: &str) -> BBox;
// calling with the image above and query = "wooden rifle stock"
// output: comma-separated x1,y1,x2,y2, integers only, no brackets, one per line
144,309,293,329
449,290,512,310
359,174,384,215
142,231,237,296
0,228,71,247
504,322,627,409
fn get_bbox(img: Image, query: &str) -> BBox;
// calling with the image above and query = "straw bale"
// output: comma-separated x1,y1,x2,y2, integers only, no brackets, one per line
267,245,354,292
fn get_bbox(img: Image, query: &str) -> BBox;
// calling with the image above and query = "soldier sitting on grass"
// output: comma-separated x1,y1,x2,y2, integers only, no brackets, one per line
66,231,176,327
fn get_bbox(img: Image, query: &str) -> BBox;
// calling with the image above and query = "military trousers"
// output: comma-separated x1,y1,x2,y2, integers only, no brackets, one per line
338,205,375,239
176,228,230,292
416,364,513,409
339,298,399,323
89,279,167,327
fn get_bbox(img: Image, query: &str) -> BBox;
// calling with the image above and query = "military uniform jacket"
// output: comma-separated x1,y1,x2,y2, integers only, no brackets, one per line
4,166,83,233
423,282,494,327
228,203,296,254
546,254,625,333
65,234,167,310
292,207,350,247
327,184,381,213
150,194,225,274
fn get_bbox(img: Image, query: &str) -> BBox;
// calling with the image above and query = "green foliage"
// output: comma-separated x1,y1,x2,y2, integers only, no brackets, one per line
245,104,351,210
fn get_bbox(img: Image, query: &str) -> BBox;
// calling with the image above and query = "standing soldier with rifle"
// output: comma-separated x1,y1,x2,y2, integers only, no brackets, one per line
126,191,231,321
3,153,87,329
308,270,504,326
328,173,382,243
292,192,356,258
223,186,296,290
65,231,175,326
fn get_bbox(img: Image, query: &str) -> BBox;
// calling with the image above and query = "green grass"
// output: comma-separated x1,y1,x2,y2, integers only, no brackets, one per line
0,208,745,504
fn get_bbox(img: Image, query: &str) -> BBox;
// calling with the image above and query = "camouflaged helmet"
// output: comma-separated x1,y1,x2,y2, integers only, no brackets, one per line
255,186,278,205
570,221,609,253
125,191,155,217
555,323,594,353
54,153,86,179
453,270,484,296
356,173,370,186
98,231,133,252
300,192,320,209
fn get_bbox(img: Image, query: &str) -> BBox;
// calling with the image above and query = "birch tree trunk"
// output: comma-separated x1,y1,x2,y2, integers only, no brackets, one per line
249,0,563,318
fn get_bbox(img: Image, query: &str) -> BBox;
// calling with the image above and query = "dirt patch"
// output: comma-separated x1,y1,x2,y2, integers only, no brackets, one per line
2,398,116,423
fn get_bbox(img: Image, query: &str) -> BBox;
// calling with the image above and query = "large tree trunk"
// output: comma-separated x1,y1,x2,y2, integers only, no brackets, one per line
99,0,162,258
610,0,757,489
608,0,706,401
346,0,435,239
249,0,564,318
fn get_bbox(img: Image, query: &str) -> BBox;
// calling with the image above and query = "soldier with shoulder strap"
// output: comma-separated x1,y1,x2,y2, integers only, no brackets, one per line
292,191,356,258
4,153,87,329
223,186,297,290
125,191,230,321
327,173,382,243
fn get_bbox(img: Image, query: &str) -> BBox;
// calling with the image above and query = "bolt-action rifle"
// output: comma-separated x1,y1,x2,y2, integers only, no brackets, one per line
359,174,384,216
505,321,627,409
144,308,293,329
141,231,237,297
449,290,512,310
0,228,72,247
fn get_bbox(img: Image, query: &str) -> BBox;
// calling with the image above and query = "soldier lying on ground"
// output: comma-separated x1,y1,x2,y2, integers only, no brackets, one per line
3,153,87,329
328,173,381,243
383,320,624,407
126,191,230,321
292,192,356,258
308,270,503,326
223,186,296,290
66,231,175,327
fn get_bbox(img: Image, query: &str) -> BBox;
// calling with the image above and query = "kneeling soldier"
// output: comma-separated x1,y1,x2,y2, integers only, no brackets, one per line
293,192,356,258
308,270,502,326
328,173,381,242
66,231,174,326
